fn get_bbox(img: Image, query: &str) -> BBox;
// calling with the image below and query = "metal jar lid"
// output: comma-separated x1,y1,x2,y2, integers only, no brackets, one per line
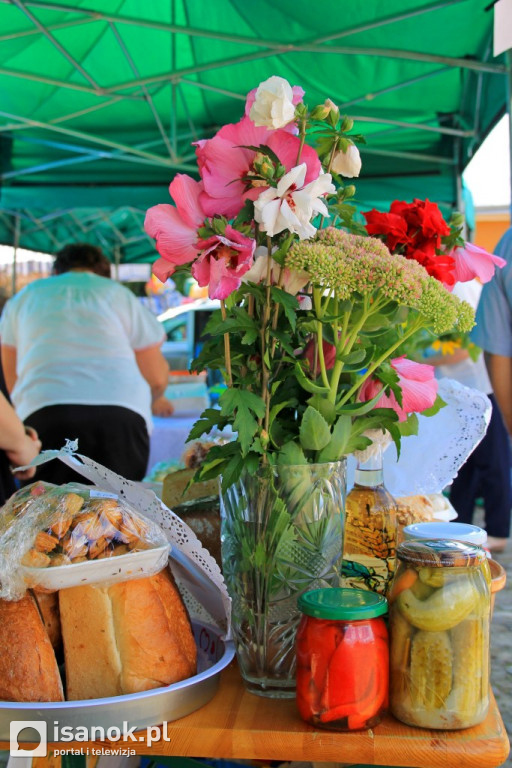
403,522,487,546
298,587,388,620
397,539,486,568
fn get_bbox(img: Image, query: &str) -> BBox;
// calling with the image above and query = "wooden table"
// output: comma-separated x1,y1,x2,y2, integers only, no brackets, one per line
2,662,508,768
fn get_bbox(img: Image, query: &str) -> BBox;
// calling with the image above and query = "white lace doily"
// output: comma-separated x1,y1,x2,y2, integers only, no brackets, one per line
20,447,231,636
347,378,492,497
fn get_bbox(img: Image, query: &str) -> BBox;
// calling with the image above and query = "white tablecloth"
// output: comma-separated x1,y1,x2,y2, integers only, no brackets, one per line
147,410,202,472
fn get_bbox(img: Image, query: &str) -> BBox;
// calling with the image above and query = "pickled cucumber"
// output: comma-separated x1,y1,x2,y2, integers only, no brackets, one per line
397,579,477,631
410,630,453,710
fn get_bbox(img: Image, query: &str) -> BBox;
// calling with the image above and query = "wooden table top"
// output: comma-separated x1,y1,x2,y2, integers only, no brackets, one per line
1,662,509,767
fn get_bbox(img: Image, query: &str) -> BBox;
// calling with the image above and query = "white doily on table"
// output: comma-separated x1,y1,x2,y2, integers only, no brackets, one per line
17,446,231,637
347,378,492,497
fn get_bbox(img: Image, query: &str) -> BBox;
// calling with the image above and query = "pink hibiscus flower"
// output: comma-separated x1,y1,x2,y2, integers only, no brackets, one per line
144,174,205,282
193,225,256,300
450,242,506,284
359,356,437,422
194,116,321,219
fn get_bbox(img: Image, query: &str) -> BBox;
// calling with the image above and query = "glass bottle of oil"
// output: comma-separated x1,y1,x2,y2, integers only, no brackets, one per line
341,446,398,596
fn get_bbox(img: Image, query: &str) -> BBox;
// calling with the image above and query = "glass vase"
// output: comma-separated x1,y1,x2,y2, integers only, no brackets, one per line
220,459,346,699
341,445,398,596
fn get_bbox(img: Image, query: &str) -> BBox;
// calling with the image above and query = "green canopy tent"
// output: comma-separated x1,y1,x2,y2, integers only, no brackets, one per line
0,0,508,263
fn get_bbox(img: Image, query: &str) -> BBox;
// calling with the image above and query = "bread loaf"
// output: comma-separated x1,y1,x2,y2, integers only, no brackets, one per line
0,593,64,702
60,568,197,700
34,591,62,652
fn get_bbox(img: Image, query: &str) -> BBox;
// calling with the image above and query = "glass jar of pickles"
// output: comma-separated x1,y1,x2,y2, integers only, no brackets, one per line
389,540,490,730
296,588,389,730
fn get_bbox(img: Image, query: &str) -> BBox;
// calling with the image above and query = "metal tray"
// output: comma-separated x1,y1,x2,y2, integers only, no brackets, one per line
0,621,234,742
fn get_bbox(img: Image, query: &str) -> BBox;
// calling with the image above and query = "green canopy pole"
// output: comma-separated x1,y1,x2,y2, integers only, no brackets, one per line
11,214,20,296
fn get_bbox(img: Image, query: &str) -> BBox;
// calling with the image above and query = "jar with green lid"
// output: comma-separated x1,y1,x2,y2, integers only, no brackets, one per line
296,587,389,730
389,539,490,730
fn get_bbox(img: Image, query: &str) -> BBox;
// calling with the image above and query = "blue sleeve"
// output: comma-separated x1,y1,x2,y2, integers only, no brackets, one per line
471,228,512,355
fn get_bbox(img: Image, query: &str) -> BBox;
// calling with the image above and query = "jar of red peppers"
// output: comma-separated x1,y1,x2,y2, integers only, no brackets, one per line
296,587,389,730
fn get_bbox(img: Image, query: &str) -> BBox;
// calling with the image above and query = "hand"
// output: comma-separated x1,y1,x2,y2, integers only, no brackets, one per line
152,396,175,418
25,425,39,441
6,431,42,479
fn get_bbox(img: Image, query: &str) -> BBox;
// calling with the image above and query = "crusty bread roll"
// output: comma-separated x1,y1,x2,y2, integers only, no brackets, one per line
34,591,62,653
0,593,64,702
60,568,197,700
396,494,436,544
396,494,435,525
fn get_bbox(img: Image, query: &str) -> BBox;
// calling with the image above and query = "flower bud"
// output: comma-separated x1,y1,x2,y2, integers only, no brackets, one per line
331,144,362,178
310,104,330,120
253,152,275,179
324,98,339,118
341,116,354,132
295,102,309,120
343,185,356,199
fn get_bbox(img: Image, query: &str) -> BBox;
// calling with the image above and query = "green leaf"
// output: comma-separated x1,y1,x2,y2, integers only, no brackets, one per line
387,422,402,459
270,398,298,424
220,453,245,491
300,406,331,451
239,143,282,166
295,363,330,395
272,232,296,264
219,389,265,455
421,394,447,417
206,315,258,337
344,434,372,453
271,329,297,357
241,328,259,345
336,388,384,415
270,286,299,330
220,388,265,418
341,348,366,366
307,394,336,424
277,441,307,465
340,344,376,372
398,412,419,437
211,216,228,235
233,198,255,227
317,414,352,462
186,408,223,441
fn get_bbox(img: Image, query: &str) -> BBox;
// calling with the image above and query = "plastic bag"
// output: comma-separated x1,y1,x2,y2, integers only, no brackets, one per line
0,481,170,600
9,444,231,636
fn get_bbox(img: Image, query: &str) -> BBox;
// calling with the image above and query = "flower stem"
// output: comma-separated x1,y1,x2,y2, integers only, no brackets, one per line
295,117,307,165
220,300,233,388
339,317,424,405
317,140,339,231
260,237,274,434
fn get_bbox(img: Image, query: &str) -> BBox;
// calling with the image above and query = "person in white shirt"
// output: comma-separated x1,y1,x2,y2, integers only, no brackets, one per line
0,243,169,484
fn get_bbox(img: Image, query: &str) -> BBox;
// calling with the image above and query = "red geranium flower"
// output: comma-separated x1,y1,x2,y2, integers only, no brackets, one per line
363,198,456,285
363,210,410,252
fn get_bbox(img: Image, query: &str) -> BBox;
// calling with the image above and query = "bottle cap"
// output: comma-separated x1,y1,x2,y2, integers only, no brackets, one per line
403,522,487,546
298,587,387,621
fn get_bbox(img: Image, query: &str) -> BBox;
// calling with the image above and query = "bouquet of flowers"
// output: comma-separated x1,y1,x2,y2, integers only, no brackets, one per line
144,76,498,486
145,76,504,696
